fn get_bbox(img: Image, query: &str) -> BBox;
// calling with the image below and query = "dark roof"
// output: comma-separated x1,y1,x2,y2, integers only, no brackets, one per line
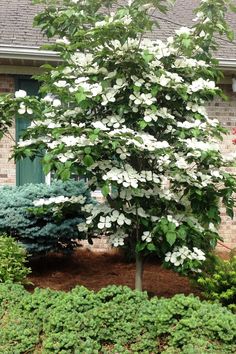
150,0,236,60
0,0,236,60
0,0,49,47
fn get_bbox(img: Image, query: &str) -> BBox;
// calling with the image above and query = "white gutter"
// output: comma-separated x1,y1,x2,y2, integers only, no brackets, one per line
218,58,236,70
0,44,59,62
0,45,236,69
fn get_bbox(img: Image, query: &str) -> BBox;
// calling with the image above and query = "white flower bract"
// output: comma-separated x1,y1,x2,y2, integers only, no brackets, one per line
15,90,27,98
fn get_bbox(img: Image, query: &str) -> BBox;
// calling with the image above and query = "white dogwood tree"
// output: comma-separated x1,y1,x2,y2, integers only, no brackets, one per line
1,0,236,290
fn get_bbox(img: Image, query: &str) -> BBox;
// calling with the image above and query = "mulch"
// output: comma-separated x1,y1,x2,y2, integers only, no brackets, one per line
27,249,203,297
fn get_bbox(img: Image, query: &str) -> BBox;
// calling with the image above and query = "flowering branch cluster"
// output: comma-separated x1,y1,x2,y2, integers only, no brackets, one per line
165,246,206,272
0,0,236,273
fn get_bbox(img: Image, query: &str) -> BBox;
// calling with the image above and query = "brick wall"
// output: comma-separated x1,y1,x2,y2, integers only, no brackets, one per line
0,75,16,185
0,75,235,249
207,84,236,250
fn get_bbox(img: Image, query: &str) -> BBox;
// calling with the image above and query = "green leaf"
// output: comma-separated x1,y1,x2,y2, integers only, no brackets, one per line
83,155,94,167
208,207,218,219
141,218,149,227
84,147,91,154
89,134,98,142
133,85,141,92
151,87,158,96
229,3,236,12
166,232,176,246
151,105,157,112
226,207,234,219
23,149,33,157
60,168,70,180
64,9,75,18
135,242,146,252
160,221,169,233
177,227,187,240
182,38,191,48
195,189,202,196
43,154,52,163
139,120,148,129
75,90,86,103
101,183,110,197
147,243,156,251
43,163,52,175
168,222,176,232
111,141,119,149
227,30,234,42
142,50,154,63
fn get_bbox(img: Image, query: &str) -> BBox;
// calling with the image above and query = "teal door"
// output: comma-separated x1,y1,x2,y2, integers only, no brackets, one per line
16,77,45,185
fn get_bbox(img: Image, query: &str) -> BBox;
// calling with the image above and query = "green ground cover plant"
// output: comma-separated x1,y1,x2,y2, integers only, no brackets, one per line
0,235,31,283
197,254,236,313
0,179,94,254
0,283,235,353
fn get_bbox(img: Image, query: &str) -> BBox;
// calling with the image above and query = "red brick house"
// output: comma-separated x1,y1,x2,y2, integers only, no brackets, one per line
0,0,236,248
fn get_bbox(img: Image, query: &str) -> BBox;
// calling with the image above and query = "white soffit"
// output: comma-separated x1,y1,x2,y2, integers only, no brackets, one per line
0,45,59,62
218,58,236,70
0,45,236,69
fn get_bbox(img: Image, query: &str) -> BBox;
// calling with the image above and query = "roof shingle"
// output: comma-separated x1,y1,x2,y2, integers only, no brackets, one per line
0,0,49,47
0,0,236,59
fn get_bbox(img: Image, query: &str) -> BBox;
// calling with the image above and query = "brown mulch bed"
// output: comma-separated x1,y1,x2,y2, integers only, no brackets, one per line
27,249,202,297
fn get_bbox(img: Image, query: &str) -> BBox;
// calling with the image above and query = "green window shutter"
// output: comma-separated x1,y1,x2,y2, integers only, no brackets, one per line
16,77,45,185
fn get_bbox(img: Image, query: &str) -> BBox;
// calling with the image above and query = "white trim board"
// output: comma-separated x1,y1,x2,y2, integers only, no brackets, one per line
0,45,236,69
0,45,59,62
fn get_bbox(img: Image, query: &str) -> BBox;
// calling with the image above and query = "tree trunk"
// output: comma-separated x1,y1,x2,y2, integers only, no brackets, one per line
135,252,143,291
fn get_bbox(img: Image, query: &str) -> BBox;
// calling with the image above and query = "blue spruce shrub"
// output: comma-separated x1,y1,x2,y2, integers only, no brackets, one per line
0,180,94,254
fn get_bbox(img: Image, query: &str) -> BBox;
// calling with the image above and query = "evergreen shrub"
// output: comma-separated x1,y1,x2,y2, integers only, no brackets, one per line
0,180,94,254
197,255,236,313
0,234,30,283
0,283,235,353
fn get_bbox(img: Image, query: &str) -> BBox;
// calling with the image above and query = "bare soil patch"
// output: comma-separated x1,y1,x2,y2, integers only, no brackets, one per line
27,249,202,297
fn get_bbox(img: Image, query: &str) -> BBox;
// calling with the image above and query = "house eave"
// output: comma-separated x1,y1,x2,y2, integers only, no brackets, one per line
0,45,236,70
218,58,236,70
0,44,58,62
